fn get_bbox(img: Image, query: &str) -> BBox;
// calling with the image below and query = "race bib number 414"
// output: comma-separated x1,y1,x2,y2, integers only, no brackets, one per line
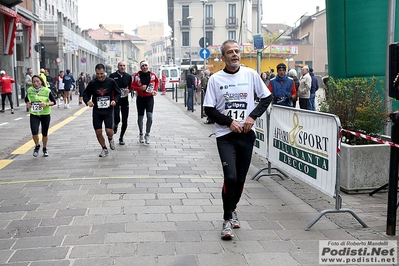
224,101,247,122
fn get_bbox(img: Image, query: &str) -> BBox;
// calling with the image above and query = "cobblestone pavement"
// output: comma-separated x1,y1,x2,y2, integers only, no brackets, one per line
0,92,397,265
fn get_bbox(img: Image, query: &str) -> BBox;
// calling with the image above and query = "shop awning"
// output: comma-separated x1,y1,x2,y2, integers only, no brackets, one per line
17,15,32,57
0,4,17,55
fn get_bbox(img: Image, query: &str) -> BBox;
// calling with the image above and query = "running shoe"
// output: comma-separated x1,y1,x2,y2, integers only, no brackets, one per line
99,148,109,157
139,134,144,143
0,110,4,113
119,138,125,145
221,220,234,240
43,148,49,157
11,109,14,114
33,144,40,157
145,134,150,144
109,139,115,150
113,125,118,134
231,210,240,229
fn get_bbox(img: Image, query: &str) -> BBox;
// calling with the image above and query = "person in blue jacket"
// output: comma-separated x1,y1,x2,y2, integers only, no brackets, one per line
267,63,296,107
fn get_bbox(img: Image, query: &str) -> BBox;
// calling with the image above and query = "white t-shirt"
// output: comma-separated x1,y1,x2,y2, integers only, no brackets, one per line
57,76,65,90
203,66,271,138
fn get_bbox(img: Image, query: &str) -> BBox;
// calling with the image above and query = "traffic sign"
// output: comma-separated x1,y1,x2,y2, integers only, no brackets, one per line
80,57,86,64
199,48,210,59
56,57,62,63
253,34,264,50
199,37,210,48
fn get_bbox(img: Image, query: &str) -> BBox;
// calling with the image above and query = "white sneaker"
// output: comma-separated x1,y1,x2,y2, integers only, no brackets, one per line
99,148,109,157
139,134,144,143
145,134,150,144
64,105,67,109
109,139,115,150
67,104,71,109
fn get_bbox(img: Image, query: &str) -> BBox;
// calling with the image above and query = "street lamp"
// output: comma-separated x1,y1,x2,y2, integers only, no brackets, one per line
187,16,193,66
200,0,208,70
311,16,317,70
285,57,294,69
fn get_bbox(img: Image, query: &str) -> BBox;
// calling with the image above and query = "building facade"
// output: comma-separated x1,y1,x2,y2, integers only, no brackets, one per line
0,0,108,106
84,24,144,74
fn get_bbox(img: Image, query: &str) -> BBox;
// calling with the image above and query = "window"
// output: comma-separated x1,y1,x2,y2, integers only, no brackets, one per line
206,31,213,46
182,32,189,47
228,31,236,40
205,5,213,26
182,5,190,26
228,4,236,24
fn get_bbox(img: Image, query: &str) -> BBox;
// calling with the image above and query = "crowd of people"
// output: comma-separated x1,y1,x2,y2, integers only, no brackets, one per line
3,39,323,241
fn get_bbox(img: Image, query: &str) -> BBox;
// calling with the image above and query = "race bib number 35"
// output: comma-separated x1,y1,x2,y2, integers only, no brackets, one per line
97,96,110,108
224,101,247,122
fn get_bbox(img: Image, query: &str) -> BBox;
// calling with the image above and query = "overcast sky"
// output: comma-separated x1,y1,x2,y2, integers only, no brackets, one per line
77,0,326,34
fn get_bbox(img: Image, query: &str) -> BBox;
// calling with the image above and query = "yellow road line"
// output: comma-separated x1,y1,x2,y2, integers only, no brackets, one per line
0,107,89,170
0,160,13,169
12,107,88,155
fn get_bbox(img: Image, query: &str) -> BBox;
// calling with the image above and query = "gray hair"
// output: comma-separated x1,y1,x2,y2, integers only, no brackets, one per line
220,39,238,56
288,69,297,77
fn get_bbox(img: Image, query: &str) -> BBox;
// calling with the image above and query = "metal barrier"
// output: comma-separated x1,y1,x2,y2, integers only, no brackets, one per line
252,105,367,231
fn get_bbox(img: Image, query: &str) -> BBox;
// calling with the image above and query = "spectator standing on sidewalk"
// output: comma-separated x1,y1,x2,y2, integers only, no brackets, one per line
25,75,56,157
161,72,166,95
0,70,15,114
109,61,132,145
24,68,33,112
203,39,272,240
186,67,196,111
288,69,300,108
24,67,33,91
62,69,75,109
84,63,121,157
77,72,86,105
298,65,312,110
130,60,159,144
309,68,319,111
267,63,296,107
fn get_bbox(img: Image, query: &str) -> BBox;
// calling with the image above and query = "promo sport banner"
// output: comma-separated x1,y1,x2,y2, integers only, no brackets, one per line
268,105,341,198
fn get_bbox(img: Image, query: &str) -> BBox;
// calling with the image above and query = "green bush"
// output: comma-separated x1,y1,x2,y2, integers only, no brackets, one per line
319,76,388,145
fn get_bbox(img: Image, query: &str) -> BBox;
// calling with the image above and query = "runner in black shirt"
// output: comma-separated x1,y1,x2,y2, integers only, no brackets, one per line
83,64,121,157
109,61,132,145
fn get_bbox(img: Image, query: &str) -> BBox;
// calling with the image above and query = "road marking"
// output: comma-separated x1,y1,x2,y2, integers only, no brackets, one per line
0,107,89,170
0,122,9,126
0,160,13,169
0,175,222,185
14,117,23,121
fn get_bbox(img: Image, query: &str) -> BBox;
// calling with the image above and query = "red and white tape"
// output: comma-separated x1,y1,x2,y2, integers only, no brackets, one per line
340,128,399,149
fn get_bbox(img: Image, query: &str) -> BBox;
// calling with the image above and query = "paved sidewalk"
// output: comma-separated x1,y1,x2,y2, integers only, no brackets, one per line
0,93,398,265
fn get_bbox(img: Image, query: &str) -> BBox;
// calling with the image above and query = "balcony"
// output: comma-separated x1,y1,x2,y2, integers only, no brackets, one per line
226,17,238,29
205,17,215,29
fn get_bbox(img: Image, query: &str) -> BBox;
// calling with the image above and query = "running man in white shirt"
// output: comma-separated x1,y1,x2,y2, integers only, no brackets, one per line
203,39,272,240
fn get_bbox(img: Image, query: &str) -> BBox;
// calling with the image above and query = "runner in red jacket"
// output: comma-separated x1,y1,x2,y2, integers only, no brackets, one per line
0,70,15,114
130,60,159,144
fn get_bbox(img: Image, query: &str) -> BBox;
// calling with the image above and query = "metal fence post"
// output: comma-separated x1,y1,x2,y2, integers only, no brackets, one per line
387,119,399,235
200,90,204,118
